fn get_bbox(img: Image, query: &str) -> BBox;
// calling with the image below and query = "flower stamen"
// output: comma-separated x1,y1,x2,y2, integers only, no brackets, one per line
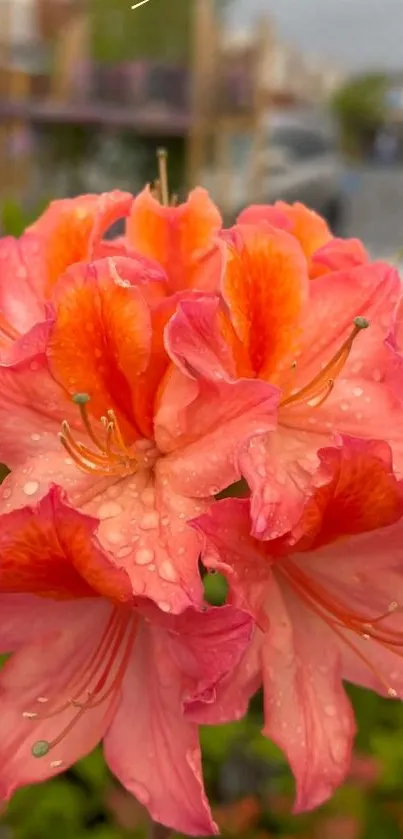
281,317,370,410
26,610,137,760
58,394,139,477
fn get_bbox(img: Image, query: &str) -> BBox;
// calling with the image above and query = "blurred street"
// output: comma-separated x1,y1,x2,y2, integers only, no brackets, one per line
345,165,403,259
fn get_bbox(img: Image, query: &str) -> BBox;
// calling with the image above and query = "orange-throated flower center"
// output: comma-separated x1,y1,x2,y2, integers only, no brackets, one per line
58,393,156,478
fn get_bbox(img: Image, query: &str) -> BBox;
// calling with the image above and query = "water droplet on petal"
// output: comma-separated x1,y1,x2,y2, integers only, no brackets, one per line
158,601,171,613
30,433,41,441
324,704,336,717
23,481,39,496
50,759,63,769
352,386,364,398
340,401,350,412
159,560,178,582
135,548,155,566
141,488,156,508
140,511,160,530
98,501,122,520
388,687,398,698
117,545,132,559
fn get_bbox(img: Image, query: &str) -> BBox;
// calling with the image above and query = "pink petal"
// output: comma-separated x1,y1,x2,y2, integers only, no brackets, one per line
297,521,403,699
0,600,113,799
290,262,400,390
0,595,92,652
310,238,369,278
239,428,322,539
156,367,279,497
185,628,263,725
0,235,46,339
192,498,271,624
166,296,238,380
83,466,205,613
104,619,218,836
261,577,355,812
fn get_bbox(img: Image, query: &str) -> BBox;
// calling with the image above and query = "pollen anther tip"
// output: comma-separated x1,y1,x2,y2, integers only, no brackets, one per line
353,316,370,330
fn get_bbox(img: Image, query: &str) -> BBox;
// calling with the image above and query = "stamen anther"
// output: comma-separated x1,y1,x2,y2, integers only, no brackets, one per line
32,740,50,758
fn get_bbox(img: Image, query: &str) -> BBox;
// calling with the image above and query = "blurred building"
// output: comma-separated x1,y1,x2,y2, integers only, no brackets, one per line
0,0,343,201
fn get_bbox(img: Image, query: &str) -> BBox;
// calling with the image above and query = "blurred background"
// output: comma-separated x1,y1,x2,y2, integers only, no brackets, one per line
1,1,403,837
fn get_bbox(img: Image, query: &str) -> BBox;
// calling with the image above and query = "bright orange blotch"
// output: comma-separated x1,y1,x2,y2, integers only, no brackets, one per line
222,225,309,382
47,261,151,440
126,186,222,291
296,440,403,551
29,192,133,298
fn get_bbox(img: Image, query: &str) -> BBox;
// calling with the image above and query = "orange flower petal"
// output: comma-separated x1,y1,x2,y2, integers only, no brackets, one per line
47,258,152,438
275,201,332,259
29,191,133,297
222,225,309,381
296,437,403,550
126,186,222,291
0,487,133,601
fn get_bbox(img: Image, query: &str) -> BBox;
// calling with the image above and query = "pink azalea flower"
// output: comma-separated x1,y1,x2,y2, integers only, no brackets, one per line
0,485,253,834
168,223,403,537
0,255,279,613
189,436,403,812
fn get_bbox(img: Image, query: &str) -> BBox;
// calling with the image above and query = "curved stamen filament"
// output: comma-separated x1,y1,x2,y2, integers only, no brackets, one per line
279,559,403,696
58,393,138,477
26,610,138,759
281,317,369,410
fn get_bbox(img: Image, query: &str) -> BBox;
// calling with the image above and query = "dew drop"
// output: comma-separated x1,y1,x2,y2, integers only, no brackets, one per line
135,548,155,566
141,488,156,508
324,704,336,717
30,432,41,442
37,696,48,703
2,487,11,500
388,687,398,698
22,711,38,719
50,759,63,769
23,481,39,496
140,511,160,530
352,386,364,398
158,601,171,613
32,740,50,758
148,563,156,571
105,530,123,545
340,401,350,412
159,560,178,582
98,501,122,520
388,601,399,613
117,545,132,559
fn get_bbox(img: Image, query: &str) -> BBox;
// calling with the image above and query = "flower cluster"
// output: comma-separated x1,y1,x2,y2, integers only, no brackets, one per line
1,161,403,835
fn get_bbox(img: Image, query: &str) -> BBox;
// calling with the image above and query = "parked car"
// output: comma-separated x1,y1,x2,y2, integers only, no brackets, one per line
201,110,346,232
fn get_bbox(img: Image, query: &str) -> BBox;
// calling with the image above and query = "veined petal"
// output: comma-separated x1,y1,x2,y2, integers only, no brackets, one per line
0,599,113,799
0,594,95,652
126,186,222,292
261,578,355,812
221,225,309,381
310,238,369,278
0,236,46,342
104,618,218,836
28,191,133,297
47,258,152,438
156,366,279,497
83,466,205,613
0,486,132,602
238,201,332,260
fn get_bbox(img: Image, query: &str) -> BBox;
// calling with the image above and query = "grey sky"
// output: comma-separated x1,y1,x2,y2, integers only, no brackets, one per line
229,0,403,73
